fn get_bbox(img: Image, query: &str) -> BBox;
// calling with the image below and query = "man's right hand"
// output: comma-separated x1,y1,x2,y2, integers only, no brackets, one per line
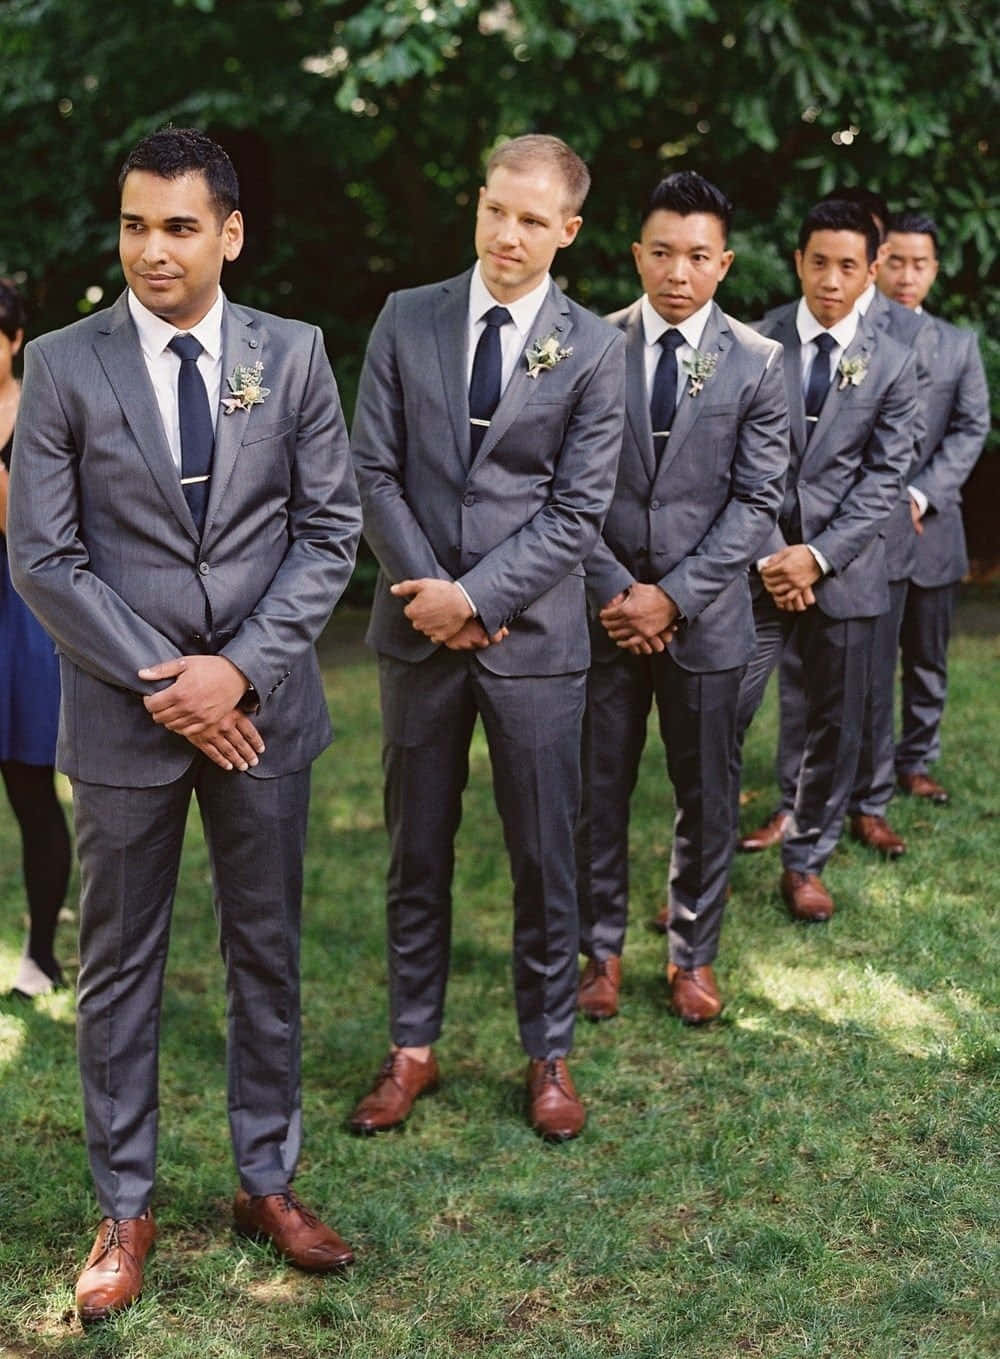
185,710,265,772
444,620,509,651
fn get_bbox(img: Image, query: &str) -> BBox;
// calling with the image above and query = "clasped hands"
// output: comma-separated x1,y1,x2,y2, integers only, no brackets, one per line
391,579,508,650
758,545,821,612
137,654,264,773
600,583,679,654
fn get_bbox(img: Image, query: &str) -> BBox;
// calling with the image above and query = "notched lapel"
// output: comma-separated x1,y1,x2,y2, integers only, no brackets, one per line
93,297,198,542
805,326,876,459
775,310,807,456
623,305,655,480
203,303,258,543
655,305,731,481
434,276,472,464
470,284,571,471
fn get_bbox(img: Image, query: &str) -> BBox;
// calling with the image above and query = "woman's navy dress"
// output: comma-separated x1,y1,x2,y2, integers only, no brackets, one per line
0,432,61,765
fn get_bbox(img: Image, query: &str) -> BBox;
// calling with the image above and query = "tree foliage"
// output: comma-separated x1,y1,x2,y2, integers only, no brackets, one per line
1,0,996,471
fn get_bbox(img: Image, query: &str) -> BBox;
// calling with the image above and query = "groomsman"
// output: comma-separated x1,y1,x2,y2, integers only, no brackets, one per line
741,187,930,860
351,135,625,1140
734,199,917,922
879,211,990,802
576,171,787,1024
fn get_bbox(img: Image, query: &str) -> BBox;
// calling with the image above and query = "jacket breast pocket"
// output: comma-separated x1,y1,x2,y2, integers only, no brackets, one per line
241,412,298,447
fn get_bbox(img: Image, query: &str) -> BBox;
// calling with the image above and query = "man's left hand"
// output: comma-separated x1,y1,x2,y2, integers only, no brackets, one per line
760,545,821,604
391,578,473,643
139,655,252,735
600,583,679,650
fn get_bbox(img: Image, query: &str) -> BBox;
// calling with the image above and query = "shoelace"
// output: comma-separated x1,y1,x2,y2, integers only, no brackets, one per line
276,1190,319,1228
97,1219,142,1267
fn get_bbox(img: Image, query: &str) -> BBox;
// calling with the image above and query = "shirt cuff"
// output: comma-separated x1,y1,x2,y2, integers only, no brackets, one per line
455,581,478,618
908,485,929,517
806,545,832,577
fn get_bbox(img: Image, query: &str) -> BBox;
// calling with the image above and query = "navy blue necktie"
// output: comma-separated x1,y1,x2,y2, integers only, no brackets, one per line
168,333,214,531
468,305,512,458
804,331,837,439
649,328,685,463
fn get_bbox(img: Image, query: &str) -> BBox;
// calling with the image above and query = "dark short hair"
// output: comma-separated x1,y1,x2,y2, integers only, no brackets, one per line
798,200,880,264
118,127,239,224
641,171,733,238
486,134,591,214
887,210,940,257
821,185,889,238
0,277,25,343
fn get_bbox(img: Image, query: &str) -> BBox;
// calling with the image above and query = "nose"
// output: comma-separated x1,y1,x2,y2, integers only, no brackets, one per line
140,230,169,266
667,256,689,283
495,215,519,248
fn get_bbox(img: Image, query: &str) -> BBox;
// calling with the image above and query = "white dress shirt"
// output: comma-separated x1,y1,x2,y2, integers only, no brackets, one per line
466,262,551,394
128,288,225,473
640,295,713,405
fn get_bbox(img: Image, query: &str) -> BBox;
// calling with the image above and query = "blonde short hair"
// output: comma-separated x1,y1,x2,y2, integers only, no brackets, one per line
485,135,591,215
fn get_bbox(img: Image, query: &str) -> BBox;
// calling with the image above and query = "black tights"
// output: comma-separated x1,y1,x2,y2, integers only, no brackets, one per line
2,760,71,980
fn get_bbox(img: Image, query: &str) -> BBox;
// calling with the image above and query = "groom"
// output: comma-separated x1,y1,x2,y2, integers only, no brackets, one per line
8,128,361,1321
351,134,625,1141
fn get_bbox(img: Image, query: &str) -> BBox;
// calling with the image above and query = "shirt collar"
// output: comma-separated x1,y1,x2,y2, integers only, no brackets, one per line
468,261,551,338
796,295,859,351
128,288,225,361
640,294,713,352
856,282,877,316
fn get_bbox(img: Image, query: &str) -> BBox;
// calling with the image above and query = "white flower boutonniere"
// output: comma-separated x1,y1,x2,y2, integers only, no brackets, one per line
525,332,573,379
682,349,719,396
222,361,271,414
837,354,869,390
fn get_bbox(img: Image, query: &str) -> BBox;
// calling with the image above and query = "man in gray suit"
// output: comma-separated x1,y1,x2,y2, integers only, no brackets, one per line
350,135,625,1142
742,187,930,861
575,172,788,1026
7,129,361,1322
879,211,990,803
734,200,917,922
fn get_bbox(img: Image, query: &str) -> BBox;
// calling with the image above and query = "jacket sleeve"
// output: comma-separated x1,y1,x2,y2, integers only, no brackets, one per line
910,330,990,512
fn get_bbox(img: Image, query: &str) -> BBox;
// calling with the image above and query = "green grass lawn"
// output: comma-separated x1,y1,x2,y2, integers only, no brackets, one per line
1,600,997,1359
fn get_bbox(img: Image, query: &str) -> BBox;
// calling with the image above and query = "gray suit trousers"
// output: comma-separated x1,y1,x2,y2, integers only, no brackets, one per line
849,579,908,816
735,590,874,876
73,761,310,1219
578,649,742,970
378,649,585,1059
896,581,958,774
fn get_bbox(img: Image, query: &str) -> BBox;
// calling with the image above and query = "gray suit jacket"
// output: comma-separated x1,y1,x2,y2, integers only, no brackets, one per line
352,270,626,676
585,299,789,673
755,301,918,619
908,313,990,587
8,291,361,786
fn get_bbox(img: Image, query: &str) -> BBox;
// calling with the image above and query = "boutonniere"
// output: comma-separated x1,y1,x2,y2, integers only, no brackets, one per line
222,361,270,414
682,349,719,396
525,332,573,379
837,354,869,390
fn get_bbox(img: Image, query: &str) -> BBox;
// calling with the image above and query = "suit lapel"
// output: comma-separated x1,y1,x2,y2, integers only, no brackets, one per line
433,272,474,465
804,323,877,461
92,292,199,543
202,301,260,545
773,307,807,456
470,282,571,471
623,303,655,480
654,303,731,482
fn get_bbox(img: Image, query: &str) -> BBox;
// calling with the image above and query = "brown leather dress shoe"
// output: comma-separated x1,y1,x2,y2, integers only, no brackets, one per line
738,809,791,853
780,869,834,922
578,955,622,1020
349,1049,440,1133
652,902,670,934
850,813,906,858
234,1189,354,1272
898,771,950,804
526,1058,586,1141
76,1213,156,1325
665,963,723,1024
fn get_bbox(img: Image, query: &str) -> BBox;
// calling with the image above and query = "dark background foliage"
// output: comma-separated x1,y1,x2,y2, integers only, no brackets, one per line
2,0,996,571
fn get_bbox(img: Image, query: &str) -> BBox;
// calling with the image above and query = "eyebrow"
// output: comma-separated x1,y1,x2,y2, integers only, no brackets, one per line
120,212,202,225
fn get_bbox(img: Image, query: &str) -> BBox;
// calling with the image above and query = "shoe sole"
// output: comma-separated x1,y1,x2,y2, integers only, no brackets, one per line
233,1223,354,1272
78,1295,141,1327
347,1080,440,1135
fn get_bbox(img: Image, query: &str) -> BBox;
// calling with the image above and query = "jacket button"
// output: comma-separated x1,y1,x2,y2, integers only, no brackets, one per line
650,499,661,511
463,493,475,507
198,561,210,576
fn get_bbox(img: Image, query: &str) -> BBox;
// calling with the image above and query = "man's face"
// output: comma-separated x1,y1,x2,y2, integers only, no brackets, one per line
877,231,939,309
795,230,876,328
120,170,243,330
632,210,733,324
475,165,582,303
